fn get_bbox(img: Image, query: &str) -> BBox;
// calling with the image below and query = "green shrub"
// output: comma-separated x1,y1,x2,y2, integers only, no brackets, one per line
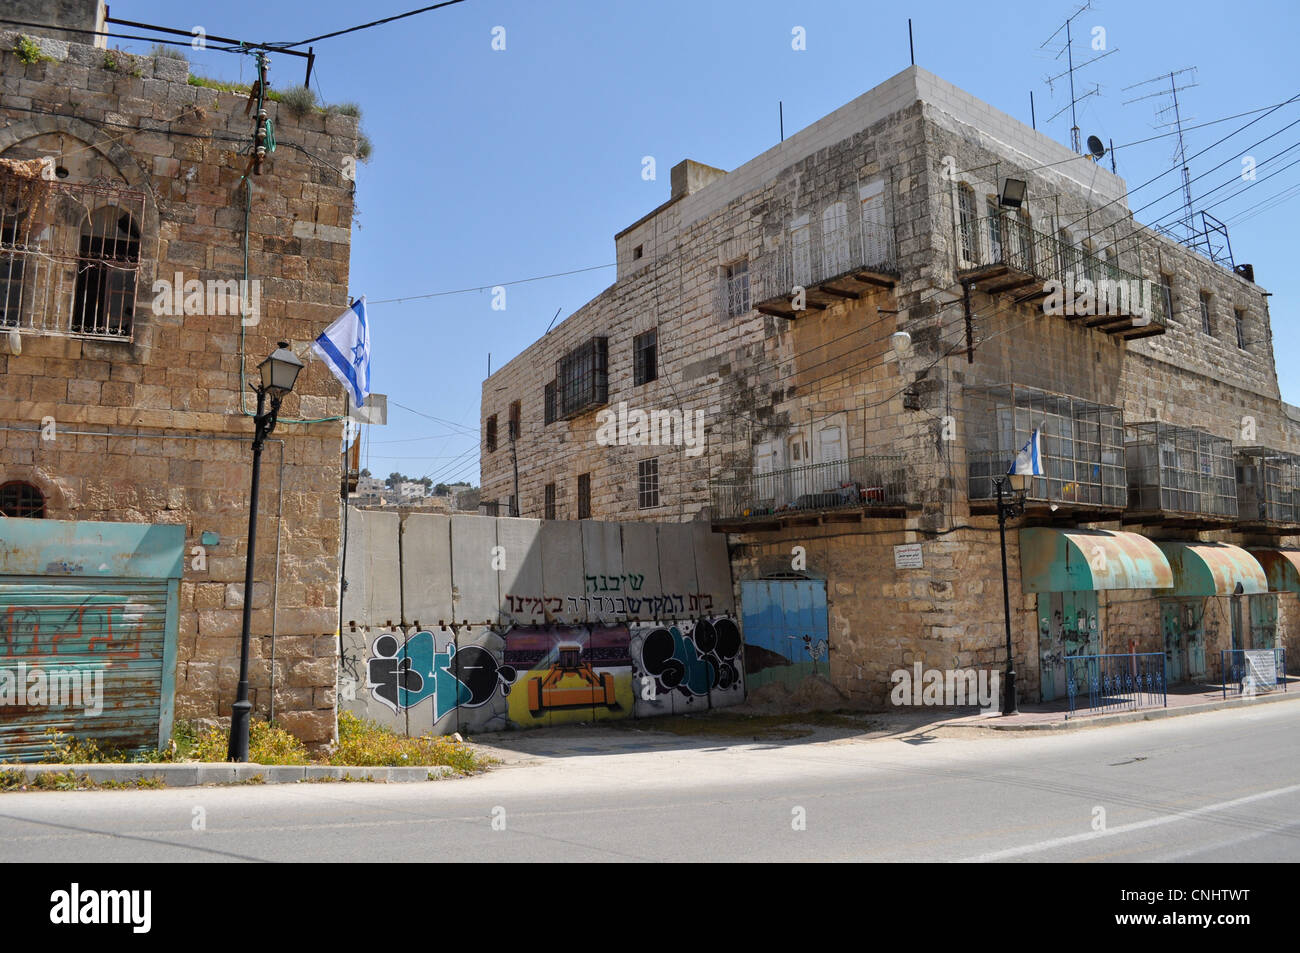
330,710,483,773
13,35,52,65
186,719,310,764
278,84,317,119
150,43,188,62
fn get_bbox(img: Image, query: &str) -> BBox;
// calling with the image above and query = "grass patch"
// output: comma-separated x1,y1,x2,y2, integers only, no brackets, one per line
329,710,486,774
0,770,164,793
184,721,310,765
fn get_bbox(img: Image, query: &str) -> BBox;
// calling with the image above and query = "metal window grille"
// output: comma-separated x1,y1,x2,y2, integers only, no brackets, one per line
480,500,501,517
633,328,657,385
965,383,1125,508
544,482,556,520
725,261,750,316
985,199,1002,261
1235,309,1247,348
638,458,660,509
0,481,45,518
1160,275,1174,323
1124,422,1237,519
1200,292,1212,334
709,454,907,521
508,401,521,440
577,473,591,519
556,336,609,418
0,169,144,340
485,415,498,452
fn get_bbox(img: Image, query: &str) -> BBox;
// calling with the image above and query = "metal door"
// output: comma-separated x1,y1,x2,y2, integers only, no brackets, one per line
740,578,830,692
1161,599,1206,683
1250,594,1278,650
1040,591,1099,702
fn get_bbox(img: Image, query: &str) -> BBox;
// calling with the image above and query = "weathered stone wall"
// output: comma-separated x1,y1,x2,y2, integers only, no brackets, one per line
0,25,359,742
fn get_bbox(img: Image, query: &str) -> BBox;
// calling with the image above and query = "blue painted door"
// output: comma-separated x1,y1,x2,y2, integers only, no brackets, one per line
740,578,830,691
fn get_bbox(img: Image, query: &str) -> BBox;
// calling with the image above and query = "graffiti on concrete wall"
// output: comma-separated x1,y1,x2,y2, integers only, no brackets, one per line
349,617,744,735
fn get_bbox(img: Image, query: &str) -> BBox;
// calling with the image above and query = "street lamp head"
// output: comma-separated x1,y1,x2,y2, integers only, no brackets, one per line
1007,471,1030,493
259,341,304,395
999,178,1027,208
890,330,912,358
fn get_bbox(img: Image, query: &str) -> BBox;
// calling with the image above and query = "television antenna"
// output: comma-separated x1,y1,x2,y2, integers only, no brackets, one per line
1124,67,1199,242
1039,2,1118,152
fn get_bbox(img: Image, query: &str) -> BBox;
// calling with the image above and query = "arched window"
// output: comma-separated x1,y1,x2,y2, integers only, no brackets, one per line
0,481,45,518
73,206,139,335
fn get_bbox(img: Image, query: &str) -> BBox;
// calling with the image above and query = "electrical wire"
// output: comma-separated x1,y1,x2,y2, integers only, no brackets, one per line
273,0,469,50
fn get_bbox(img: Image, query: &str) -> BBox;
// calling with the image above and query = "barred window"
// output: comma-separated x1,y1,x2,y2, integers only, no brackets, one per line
577,472,591,519
73,207,139,336
633,328,657,386
544,380,556,425
0,202,25,327
544,482,556,520
1200,292,1213,335
1235,308,1247,349
725,260,749,316
1159,274,1174,323
638,458,660,509
481,500,500,517
508,400,521,440
486,414,498,452
556,337,609,418
957,185,976,263
0,481,44,518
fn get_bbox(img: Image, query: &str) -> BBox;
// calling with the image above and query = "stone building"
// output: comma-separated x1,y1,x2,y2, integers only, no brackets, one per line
481,66,1299,708
0,1,359,755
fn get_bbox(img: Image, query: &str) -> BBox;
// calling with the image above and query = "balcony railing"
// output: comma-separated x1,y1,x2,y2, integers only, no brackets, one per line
955,214,1167,339
0,171,145,341
966,383,1126,511
751,215,897,318
1235,447,1300,529
711,454,907,523
1124,422,1238,523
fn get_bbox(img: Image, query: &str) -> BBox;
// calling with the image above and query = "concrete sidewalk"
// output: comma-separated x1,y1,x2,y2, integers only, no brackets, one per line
941,679,1298,731
1,762,461,788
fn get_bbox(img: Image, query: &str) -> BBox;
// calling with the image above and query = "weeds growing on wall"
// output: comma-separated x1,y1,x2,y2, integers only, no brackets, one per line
12,35,54,66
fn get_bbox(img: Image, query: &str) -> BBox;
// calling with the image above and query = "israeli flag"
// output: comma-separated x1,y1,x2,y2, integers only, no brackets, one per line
1009,429,1044,476
312,297,371,408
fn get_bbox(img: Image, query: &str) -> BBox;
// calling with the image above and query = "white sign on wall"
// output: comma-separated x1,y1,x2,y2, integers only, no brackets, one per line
894,543,923,570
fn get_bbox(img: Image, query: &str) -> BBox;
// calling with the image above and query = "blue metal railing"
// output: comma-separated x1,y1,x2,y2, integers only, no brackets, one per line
1065,652,1167,719
1221,647,1287,700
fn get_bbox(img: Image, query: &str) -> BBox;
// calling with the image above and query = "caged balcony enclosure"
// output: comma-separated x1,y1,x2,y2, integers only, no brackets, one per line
1124,423,1238,524
1234,447,1300,529
0,160,145,341
965,383,1126,512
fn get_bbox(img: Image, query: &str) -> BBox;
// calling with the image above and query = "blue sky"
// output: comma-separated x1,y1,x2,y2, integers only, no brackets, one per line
112,0,1300,484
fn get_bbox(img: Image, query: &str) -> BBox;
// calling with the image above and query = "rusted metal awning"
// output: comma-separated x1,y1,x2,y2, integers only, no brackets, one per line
1155,542,1267,596
1247,548,1300,593
1019,528,1173,592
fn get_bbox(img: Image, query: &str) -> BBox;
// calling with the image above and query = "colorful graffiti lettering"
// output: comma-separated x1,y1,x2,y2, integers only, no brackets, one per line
635,618,743,698
366,631,516,719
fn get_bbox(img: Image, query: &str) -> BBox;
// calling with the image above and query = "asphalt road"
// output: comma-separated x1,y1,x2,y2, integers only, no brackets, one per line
3,701,1299,862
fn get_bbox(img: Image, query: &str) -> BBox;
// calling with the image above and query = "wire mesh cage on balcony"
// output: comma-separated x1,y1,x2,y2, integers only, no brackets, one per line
1124,423,1237,519
965,383,1125,508
710,454,907,521
1235,447,1300,525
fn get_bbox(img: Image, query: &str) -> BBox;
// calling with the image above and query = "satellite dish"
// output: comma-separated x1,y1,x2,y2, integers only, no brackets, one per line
1086,135,1106,159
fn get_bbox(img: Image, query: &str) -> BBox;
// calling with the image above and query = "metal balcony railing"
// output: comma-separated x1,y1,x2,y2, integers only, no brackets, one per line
955,214,1167,337
711,454,907,522
1124,423,1238,522
751,215,897,316
0,170,145,341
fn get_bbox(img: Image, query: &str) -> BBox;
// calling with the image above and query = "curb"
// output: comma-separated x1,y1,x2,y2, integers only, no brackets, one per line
943,687,1300,732
2,762,460,788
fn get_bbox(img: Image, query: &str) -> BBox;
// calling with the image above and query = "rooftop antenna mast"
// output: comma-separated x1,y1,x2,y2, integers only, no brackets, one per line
1123,67,1199,243
1039,2,1115,153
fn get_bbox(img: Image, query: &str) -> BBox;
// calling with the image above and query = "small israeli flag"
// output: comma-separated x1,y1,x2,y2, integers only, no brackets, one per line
312,297,371,408
1009,429,1044,476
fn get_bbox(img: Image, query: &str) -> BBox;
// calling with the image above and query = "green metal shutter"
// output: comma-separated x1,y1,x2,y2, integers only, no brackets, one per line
1,576,175,762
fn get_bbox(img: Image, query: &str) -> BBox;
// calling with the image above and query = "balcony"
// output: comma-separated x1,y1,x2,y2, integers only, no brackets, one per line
0,169,145,341
1235,447,1300,533
751,214,897,319
966,383,1126,516
1123,423,1238,527
710,454,907,528
955,213,1167,340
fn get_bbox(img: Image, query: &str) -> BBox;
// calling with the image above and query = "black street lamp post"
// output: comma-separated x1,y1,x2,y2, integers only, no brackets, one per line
994,473,1028,716
228,342,304,762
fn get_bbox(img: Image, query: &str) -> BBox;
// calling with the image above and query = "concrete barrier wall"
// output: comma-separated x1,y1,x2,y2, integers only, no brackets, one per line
339,512,739,735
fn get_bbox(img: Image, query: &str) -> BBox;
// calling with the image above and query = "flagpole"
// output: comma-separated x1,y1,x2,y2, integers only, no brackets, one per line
338,391,350,662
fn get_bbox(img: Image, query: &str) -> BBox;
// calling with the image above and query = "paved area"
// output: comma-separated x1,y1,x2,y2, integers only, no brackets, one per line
2,701,1298,862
